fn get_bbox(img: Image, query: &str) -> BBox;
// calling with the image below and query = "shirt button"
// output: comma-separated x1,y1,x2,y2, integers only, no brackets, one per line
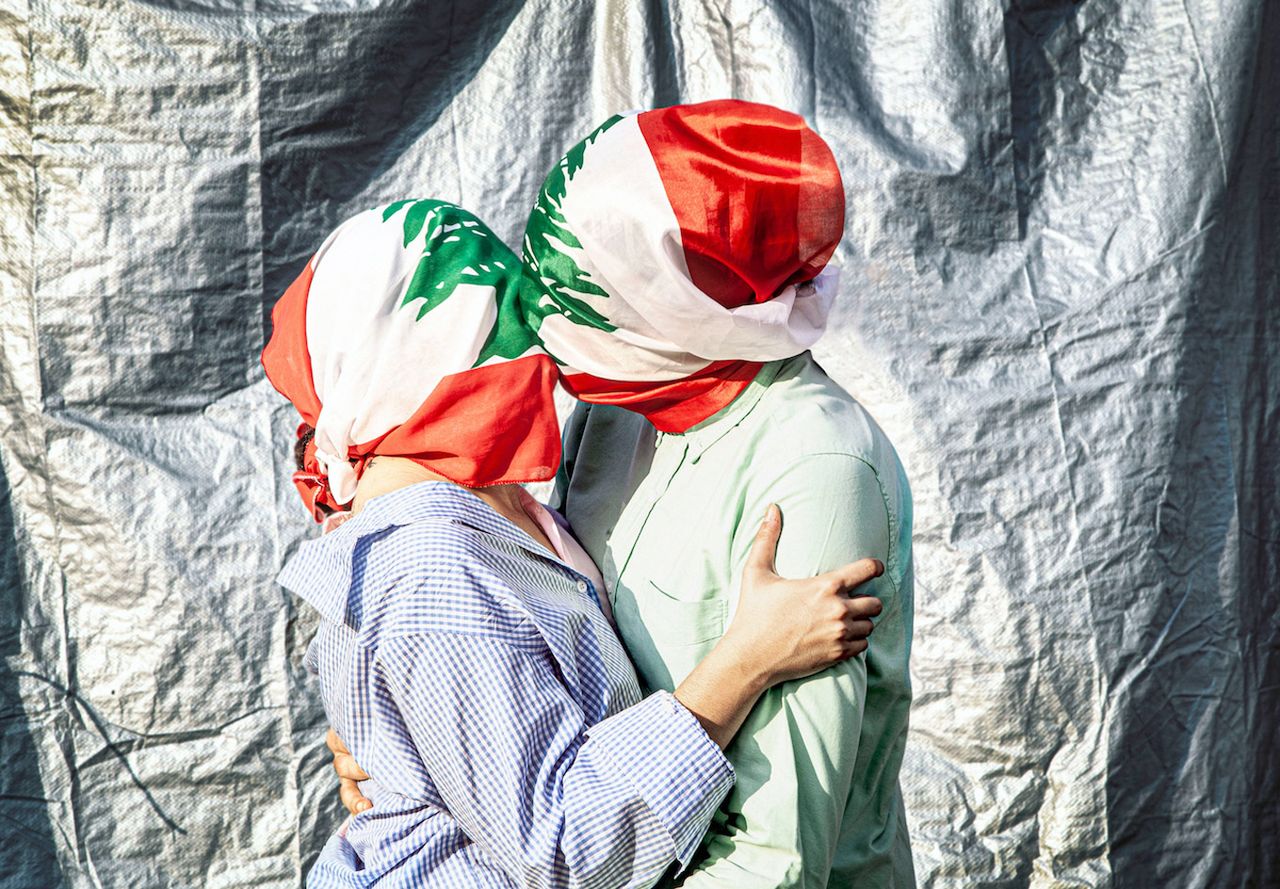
576,580,589,593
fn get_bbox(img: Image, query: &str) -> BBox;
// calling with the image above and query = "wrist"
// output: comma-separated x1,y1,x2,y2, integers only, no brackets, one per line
713,630,774,694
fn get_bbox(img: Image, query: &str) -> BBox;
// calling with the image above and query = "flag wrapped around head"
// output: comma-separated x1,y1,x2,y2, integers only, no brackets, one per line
262,200,561,520
520,99,845,433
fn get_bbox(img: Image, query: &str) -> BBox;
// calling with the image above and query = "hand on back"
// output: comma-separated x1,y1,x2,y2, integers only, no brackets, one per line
326,728,371,816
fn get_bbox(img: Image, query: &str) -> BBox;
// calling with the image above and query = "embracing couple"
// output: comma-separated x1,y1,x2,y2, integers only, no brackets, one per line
262,99,914,888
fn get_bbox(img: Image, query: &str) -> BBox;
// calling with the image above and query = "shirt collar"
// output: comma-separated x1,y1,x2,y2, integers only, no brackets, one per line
663,356,790,461
338,480,549,555
278,481,559,626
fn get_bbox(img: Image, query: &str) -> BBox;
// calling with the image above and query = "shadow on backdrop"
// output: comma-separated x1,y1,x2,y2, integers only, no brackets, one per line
1103,2,1280,885
258,0,528,329
0,462,64,888
1003,0,1085,238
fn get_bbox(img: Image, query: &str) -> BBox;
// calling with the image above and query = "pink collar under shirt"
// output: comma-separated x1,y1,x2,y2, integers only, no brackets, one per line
516,488,614,624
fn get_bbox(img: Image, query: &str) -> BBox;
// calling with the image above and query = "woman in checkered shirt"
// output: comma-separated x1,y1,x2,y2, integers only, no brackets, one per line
263,200,884,888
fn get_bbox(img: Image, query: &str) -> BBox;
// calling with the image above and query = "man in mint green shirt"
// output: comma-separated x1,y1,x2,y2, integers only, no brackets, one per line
551,355,914,888
528,101,916,886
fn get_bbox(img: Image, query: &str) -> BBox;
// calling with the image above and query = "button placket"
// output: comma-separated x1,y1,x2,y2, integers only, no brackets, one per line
607,437,689,595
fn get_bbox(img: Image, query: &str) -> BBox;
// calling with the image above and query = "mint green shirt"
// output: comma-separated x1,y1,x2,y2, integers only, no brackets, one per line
553,353,915,888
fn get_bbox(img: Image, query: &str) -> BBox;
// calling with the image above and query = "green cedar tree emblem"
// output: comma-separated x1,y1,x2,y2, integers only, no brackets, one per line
520,115,624,337
382,199,536,366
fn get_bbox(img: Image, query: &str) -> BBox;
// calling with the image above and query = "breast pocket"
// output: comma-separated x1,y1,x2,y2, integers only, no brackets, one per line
612,577,729,690
641,580,728,645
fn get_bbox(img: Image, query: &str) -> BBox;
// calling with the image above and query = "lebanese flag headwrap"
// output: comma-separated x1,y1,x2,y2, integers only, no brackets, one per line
520,99,845,433
262,200,561,520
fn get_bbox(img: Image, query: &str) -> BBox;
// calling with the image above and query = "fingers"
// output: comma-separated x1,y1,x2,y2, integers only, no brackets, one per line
328,726,372,815
328,728,369,781
843,618,875,641
841,638,870,659
743,504,783,578
844,595,883,621
333,752,370,783
339,777,372,816
820,558,885,595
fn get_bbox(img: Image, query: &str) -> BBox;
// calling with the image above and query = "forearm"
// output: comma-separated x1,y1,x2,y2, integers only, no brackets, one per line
674,640,771,749
387,634,734,888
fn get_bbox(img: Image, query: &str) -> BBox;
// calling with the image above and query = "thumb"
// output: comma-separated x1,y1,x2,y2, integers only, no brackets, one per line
744,504,782,578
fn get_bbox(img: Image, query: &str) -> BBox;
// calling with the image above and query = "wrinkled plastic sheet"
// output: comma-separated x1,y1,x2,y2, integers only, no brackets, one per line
0,1,1276,886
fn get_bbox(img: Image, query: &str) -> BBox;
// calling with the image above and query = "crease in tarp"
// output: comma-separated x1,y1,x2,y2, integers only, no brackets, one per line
0,1,1276,887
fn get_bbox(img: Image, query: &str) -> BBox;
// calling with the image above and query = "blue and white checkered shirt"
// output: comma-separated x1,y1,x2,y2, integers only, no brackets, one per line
278,481,734,888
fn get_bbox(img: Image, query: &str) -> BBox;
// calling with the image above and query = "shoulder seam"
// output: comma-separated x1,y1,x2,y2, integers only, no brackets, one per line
795,452,903,609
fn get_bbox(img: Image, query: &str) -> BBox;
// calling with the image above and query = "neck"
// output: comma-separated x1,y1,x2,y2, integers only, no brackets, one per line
351,457,444,514
351,456,554,554
350,457,525,522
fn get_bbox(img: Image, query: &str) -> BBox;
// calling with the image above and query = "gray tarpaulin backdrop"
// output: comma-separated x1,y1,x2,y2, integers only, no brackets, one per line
0,1,1275,886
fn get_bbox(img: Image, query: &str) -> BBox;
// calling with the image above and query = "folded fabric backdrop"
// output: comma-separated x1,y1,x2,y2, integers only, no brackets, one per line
0,2,1274,888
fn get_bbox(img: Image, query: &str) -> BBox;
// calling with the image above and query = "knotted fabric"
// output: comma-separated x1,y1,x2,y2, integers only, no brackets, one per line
263,200,561,518
520,99,845,432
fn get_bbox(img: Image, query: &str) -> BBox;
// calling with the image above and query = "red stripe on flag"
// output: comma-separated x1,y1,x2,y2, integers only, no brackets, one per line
563,360,763,433
261,258,323,425
355,354,562,487
636,99,844,309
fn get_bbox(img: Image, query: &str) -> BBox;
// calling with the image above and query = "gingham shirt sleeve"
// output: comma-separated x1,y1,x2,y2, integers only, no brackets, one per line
375,631,734,889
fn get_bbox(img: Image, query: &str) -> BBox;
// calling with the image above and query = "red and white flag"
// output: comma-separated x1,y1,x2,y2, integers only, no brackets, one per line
521,99,846,432
263,200,561,516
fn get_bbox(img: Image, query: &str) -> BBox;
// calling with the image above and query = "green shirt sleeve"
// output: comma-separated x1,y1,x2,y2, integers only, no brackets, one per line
675,453,895,889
